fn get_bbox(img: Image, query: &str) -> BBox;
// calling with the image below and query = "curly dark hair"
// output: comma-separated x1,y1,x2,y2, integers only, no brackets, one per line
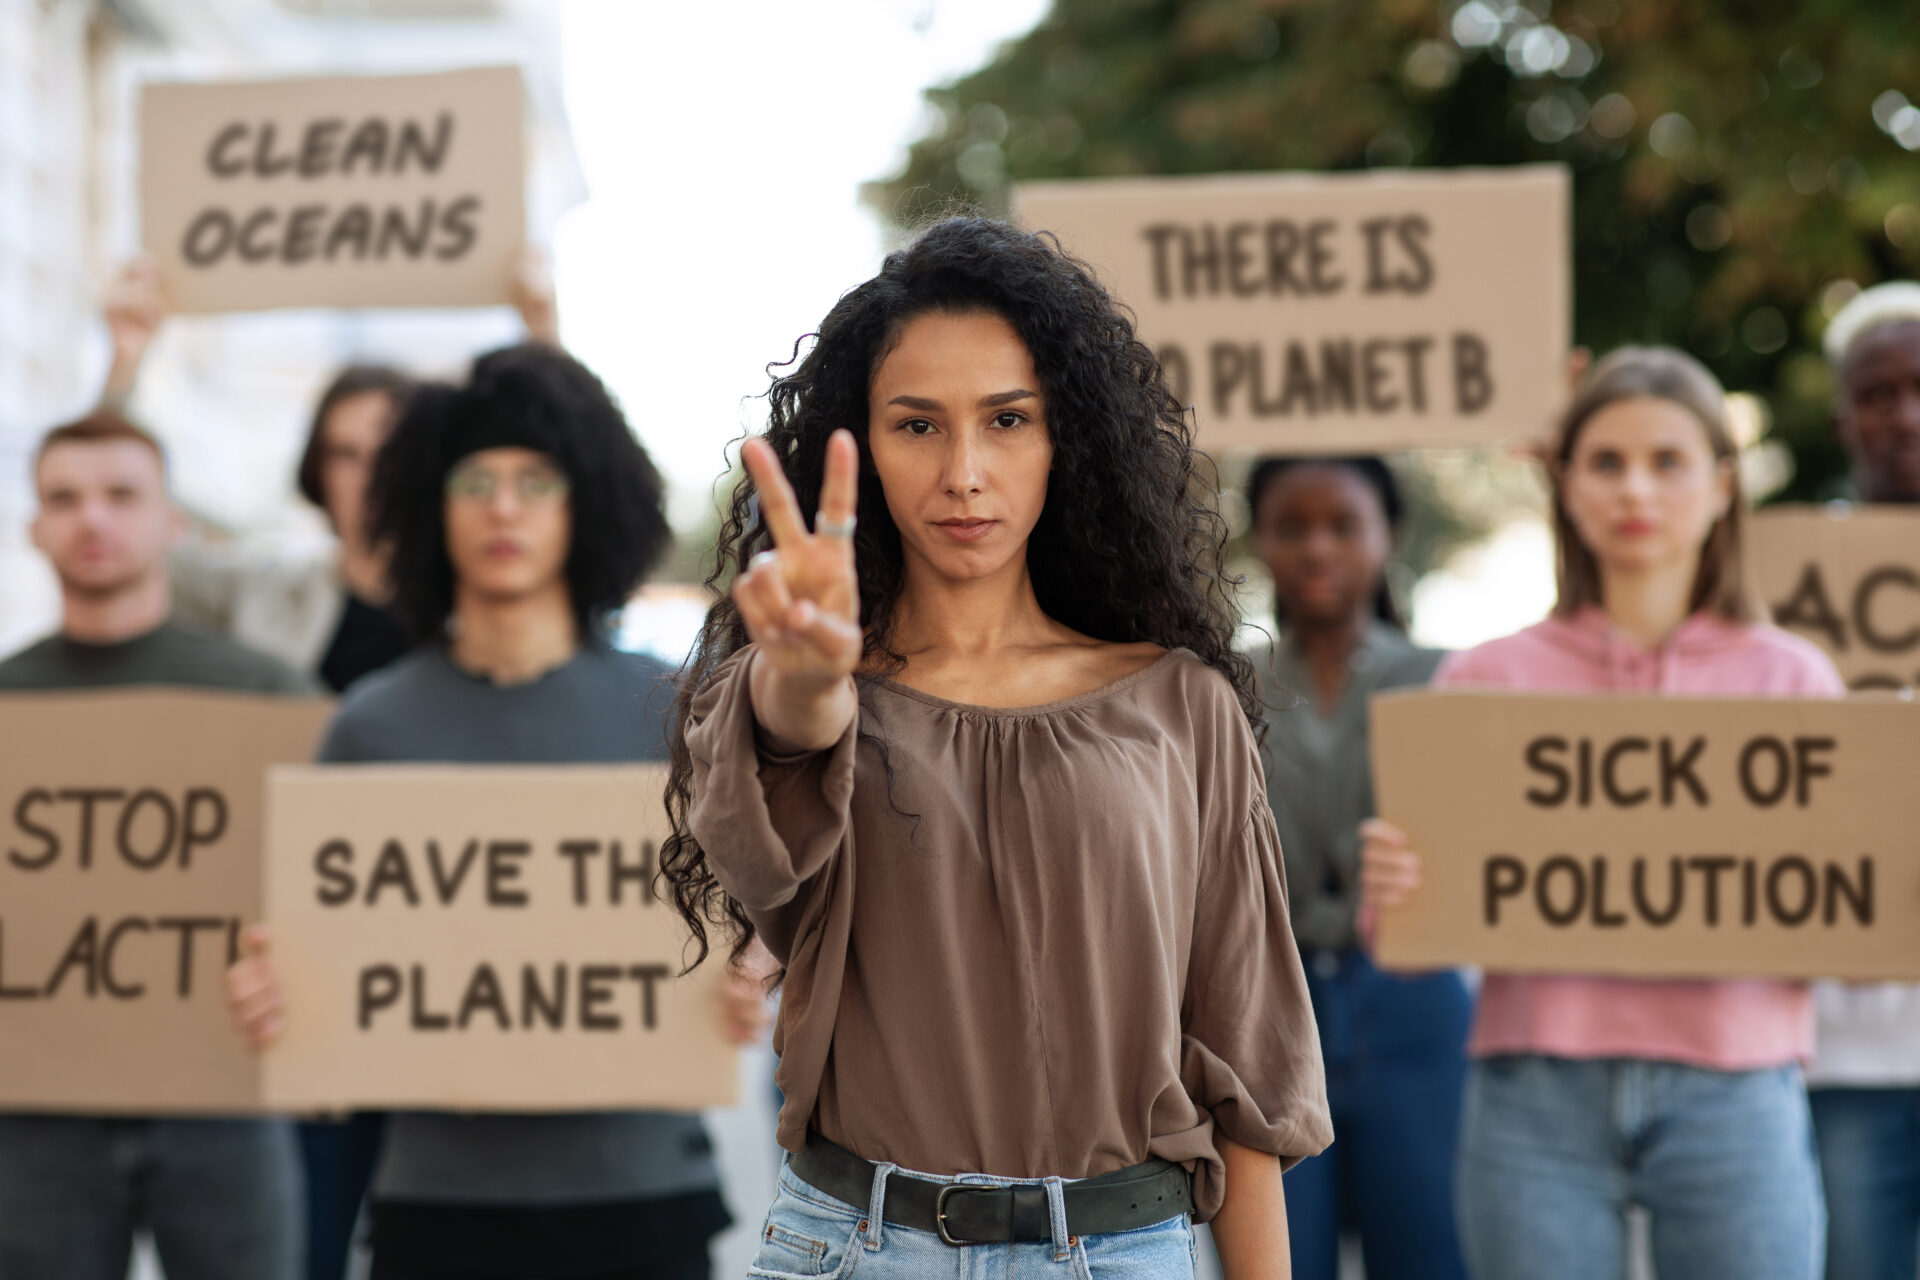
661,216,1259,968
367,342,672,643
1246,455,1406,629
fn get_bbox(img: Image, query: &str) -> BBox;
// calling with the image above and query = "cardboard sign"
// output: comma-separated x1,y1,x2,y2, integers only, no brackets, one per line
141,66,525,313
1751,505,1920,691
0,691,330,1112
264,765,736,1112
1013,167,1570,453
1370,689,1920,980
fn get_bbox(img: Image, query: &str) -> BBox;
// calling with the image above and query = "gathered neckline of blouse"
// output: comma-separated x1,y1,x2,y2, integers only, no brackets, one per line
867,647,1185,719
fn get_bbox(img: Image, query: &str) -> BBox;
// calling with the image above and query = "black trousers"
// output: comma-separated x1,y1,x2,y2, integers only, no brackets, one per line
365,1191,725,1280
368,1257,707,1280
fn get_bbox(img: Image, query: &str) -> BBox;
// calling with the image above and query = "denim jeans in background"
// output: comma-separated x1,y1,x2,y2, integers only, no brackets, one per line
0,1113,301,1280
1810,1086,1920,1280
748,1158,1195,1279
1456,1055,1823,1280
1282,947,1471,1280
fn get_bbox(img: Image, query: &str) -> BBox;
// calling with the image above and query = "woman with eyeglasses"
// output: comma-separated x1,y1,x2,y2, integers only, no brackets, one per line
225,343,769,1280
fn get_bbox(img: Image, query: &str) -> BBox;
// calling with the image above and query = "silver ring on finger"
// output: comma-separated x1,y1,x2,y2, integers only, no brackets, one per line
814,513,857,539
749,549,780,572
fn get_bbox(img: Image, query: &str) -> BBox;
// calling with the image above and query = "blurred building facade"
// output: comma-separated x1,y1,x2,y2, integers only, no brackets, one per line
0,0,581,657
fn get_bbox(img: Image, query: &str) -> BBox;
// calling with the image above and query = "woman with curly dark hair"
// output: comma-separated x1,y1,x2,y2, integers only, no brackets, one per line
226,343,767,1280
666,217,1331,1278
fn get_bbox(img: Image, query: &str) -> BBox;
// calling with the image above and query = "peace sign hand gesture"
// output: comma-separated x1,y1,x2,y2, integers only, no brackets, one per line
736,430,863,751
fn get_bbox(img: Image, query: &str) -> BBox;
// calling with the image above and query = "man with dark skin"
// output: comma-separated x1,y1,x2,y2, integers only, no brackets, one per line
1830,285,1920,503
1806,281,1920,1280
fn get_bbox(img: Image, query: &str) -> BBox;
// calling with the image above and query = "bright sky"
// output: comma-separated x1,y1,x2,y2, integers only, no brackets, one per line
553,0,1050,528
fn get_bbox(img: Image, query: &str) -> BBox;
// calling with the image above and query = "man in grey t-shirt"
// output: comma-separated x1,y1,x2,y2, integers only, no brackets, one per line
0,412,308,1280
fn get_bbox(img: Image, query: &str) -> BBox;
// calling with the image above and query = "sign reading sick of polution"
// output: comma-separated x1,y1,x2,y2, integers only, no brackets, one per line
263,764,735,1112
1370,689,1920,981
140,66,525,313
1014,166,1570,452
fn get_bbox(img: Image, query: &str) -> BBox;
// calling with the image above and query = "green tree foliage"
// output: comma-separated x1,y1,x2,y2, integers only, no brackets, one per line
870,0,1920,502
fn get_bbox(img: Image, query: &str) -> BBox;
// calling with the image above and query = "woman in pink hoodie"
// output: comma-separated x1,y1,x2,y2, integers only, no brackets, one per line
1362,346,1840,1280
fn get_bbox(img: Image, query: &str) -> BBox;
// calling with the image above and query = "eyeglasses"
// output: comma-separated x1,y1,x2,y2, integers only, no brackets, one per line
444,463,571,504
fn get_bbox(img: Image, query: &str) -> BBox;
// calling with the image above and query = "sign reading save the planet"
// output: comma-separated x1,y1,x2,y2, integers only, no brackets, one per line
140,66,524,312
263,764,735,1112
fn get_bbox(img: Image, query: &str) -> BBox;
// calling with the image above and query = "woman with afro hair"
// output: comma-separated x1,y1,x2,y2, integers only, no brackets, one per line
665,217,1332,1278
227,343,767,1280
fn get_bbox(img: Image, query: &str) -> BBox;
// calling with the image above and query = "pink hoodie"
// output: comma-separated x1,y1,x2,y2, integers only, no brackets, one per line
1436,606,1845,1070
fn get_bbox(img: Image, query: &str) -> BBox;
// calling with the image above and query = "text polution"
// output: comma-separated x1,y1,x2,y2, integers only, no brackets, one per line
1477,733,1876,932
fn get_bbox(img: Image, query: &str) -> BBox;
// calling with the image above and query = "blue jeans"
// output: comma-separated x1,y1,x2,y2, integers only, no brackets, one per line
748,1158,1195,1278
1456,1055,1824,1280
1283,948,1471,1280
1810,1086,1920,1280
0,1113,301,1280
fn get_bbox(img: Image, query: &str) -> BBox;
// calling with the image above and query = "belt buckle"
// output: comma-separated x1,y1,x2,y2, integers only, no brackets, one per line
934,1182,978,1246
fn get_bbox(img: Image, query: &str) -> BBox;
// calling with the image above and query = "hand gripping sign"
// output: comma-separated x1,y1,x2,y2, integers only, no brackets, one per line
1013,166,1570,454
263,764,735,1112
1370,689,1920,980
140,66,525,313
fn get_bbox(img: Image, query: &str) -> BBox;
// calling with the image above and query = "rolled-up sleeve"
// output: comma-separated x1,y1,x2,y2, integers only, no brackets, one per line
685,648,859,915
1181,788,1333,1192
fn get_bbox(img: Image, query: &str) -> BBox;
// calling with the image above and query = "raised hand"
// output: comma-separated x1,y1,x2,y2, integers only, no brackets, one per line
101,256,169,405
736,429,863,751
511,246,560,346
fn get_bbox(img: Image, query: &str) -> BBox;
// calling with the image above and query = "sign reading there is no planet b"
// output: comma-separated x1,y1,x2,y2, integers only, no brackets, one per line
140,66,525,313
1014,166,1570,454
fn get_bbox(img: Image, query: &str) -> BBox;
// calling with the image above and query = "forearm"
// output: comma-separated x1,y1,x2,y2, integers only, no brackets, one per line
100,349,144,409
748,648,856,752
1210,1135,1291,1280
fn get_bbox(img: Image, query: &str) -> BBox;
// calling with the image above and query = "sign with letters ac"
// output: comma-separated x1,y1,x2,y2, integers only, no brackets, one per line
1751,505,1920,691
1013,167,1569,452
1370,690,1920,980
0,691,331,1112
263,765,736,1111
141,66,525,312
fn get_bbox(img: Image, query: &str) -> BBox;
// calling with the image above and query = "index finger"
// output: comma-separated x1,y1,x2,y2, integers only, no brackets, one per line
741,437,807,549
817,430,859,528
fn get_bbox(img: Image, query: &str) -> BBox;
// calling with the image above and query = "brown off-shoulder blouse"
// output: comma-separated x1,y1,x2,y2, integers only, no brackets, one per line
685,645,1331,1221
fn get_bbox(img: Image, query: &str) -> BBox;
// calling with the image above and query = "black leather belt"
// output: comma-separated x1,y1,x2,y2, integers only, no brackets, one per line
790,1131,1192,1246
